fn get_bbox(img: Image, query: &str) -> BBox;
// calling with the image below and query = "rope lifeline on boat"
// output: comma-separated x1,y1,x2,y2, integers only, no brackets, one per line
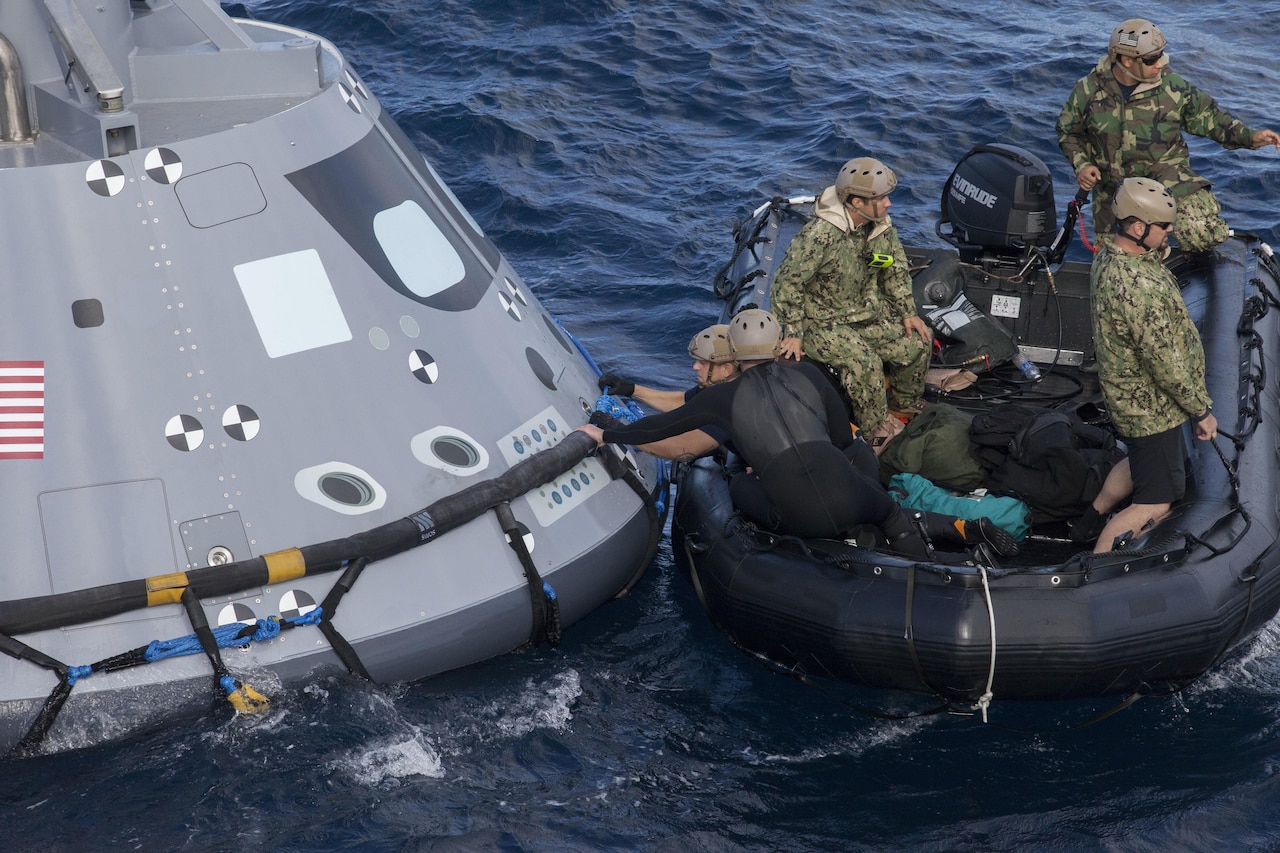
1151,250,1275,563
974,563,997,723
711,196,813,305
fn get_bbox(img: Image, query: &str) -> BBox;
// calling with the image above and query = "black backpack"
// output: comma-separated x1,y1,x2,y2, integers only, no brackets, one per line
971,405,1125,523
968,404,1041,471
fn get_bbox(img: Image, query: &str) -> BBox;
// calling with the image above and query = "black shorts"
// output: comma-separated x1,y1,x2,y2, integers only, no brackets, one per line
1125,424,1188,505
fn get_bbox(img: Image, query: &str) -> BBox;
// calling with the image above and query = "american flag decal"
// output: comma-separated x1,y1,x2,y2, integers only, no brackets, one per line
0,361,45,459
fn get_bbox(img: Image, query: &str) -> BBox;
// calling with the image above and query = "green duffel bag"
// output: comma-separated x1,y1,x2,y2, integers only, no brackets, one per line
877,403,988,489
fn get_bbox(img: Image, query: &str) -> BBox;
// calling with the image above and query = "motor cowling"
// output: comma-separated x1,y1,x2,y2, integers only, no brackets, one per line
937,143,1057,263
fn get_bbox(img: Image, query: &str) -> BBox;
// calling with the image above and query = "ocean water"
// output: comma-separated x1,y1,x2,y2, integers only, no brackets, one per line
6,1,1280,850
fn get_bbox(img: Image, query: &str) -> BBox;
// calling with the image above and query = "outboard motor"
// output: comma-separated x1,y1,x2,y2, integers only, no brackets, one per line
937,144,1059,265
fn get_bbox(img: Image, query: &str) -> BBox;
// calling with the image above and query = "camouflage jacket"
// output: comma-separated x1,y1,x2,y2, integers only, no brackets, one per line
1056,55,1256,198
1091,234,1211,437
770,186,915,340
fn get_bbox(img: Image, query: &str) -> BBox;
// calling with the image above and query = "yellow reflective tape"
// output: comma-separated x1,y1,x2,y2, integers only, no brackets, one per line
264,548,306,583
146,572,189,607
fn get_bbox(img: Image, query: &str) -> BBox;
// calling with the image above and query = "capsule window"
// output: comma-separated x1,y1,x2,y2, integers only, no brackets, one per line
411,426,489,476
294,462,386,515
319,472,376,507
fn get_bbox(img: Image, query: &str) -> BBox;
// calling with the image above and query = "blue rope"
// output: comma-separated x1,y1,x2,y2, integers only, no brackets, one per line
593,392,646,425
593,394,673,510
565,313,672,499
561,319,603,374
66,665,93,686
251,618,281,642
653,471,670,514
60,608,328,687
142,610,316,663
289,607,325,627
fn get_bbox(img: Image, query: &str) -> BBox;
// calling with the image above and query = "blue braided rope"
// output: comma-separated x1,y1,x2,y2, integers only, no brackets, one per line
66,665,93,686
561,318,603,374
288,607,325,627
143,608,322,663
566,311,672,500
62,608,328,687
593,394,672,510
653,473,670,514
593,392,646,424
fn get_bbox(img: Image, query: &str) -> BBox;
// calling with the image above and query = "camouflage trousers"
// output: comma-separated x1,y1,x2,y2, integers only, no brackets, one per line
1091,187,1228,253
805,316,929,430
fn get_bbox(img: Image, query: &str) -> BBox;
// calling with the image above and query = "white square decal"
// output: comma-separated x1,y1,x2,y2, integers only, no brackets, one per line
990,294,1021,319
235,249,352,358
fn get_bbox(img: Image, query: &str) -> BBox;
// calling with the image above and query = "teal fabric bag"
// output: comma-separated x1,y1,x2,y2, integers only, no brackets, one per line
887,472,1032,541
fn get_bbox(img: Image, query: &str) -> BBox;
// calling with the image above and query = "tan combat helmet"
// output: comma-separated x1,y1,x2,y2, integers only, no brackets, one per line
1109,18,1166,59
727,309,782,360
687,324,734,363
835,157,898,202
1112,177,1176,225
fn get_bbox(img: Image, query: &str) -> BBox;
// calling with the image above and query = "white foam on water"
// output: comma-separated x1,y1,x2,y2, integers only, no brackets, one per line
427,668,583,757
756,712,936,764
323,687,446,785
339,729,445,785
1189,618,1280,697
486,668,581,739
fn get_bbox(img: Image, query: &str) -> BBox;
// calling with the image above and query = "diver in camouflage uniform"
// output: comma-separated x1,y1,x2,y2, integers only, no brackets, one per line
1057,18,1279,254
770,157,930,444
1073,178,1217,554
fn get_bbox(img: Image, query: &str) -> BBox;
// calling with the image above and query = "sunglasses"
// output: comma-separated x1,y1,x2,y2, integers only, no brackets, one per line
1140,52,1164,66
1152,221,1173,229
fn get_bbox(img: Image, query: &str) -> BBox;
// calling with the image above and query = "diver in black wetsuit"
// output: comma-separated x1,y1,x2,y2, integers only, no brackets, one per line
596,323,738,461
578,309,1017,557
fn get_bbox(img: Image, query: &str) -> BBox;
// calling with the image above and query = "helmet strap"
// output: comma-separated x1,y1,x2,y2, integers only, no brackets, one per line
1114,54,1160,85
1116,219,1155,252
706,363,737,386
844,198,866,225
846,197,885,228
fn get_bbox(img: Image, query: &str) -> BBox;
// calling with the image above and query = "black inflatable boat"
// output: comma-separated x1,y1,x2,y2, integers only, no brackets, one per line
672,144,1280,705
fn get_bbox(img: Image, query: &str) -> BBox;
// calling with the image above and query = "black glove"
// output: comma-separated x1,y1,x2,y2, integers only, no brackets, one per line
597,373,635,397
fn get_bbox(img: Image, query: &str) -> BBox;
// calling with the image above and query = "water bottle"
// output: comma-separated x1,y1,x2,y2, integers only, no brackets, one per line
1011,349,1042,381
